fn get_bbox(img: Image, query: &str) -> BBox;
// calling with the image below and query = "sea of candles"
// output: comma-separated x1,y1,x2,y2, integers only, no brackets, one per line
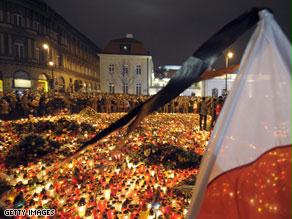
0,113,210,218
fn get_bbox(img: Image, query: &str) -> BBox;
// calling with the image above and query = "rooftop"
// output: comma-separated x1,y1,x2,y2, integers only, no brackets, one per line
101,34,150,56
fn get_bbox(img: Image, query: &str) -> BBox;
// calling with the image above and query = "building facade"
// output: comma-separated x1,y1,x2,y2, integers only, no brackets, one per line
99,34,153,95
0,0,100,93
150,65,238,97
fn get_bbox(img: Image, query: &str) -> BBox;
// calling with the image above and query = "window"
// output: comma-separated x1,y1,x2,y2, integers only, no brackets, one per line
35,47,40,63
123,83,128,94
58,55,62,67
122,65,128,75
109,64,114,74
136,83,141,95
13,71,31,88
109,83,115,94
136,65,142,75
13,13,23,27
212,88,218,97
14,41,24,58
36,22,40,32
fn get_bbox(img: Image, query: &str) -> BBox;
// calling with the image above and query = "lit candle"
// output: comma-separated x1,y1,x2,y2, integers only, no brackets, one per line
104,187,111,201
78,206,86,217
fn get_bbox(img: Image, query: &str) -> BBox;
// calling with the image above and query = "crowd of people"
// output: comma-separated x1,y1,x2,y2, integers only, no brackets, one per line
0,90,225,129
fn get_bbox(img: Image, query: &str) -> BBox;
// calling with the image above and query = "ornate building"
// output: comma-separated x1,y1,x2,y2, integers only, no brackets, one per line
0,0,100,93
99,34,153,95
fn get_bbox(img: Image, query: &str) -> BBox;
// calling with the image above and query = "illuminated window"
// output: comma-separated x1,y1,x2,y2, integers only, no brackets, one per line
13,71,31,88
109,83,115,94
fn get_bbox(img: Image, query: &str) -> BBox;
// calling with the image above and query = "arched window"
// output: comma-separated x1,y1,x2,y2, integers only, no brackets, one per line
84,82,88,92
37,73,48,92
14,41,24,58
13,71,31,88
88,82,92,92
57,76,65,92
74,80,83,92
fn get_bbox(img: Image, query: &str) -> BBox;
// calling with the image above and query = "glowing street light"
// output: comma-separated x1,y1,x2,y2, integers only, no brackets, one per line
225,51,234,93
227,51,234,59
42,43,49,50
48,61,54,66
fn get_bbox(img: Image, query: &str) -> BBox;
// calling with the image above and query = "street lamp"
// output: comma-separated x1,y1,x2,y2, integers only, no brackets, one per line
42,43,49,50
225,51,234,93
48,61,54,66
48,61,55,90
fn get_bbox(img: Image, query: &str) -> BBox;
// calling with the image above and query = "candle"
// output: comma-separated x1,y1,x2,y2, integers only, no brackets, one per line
68,163,73,169
78,206,86,217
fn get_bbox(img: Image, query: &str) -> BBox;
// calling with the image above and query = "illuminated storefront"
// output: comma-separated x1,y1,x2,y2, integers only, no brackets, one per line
37,73,49,92
13,71,31,89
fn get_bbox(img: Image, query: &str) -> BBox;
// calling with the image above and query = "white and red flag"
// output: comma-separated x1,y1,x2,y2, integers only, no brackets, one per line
187,10,291,219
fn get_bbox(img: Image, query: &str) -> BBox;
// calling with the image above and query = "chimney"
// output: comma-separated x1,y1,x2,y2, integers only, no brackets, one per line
126,33,133,38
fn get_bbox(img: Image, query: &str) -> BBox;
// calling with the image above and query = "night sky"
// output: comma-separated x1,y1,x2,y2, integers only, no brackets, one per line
44,0,291,69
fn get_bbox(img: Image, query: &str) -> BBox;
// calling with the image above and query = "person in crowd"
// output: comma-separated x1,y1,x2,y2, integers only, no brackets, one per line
38,94,47,116
30,95,40,117
20,91,31,117
105,96,111,113
0,89,223,121
0,98,10,120
215,96,224,118
198,97,208,130
210,97,218,129
192,99,198,114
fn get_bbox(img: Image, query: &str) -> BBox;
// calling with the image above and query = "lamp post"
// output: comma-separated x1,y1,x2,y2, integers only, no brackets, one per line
225,51,234,94
48,61,55,90
43,43,55,91
42,43,50,64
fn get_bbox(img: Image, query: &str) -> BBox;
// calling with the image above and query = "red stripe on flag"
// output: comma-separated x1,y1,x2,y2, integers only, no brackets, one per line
197,145,291,219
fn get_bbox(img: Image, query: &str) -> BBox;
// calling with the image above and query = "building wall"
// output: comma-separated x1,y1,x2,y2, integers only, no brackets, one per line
99,54,153,95
149,73,237,97
0,0,100,93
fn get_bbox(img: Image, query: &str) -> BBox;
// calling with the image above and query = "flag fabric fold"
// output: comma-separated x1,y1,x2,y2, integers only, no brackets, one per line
187,10,291,219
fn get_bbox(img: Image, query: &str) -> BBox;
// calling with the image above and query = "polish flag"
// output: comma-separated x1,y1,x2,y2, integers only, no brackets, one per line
187,10,291,219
